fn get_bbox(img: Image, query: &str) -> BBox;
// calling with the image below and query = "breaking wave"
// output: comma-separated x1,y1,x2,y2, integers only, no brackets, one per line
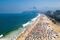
22,13,40,27
0,13,41,40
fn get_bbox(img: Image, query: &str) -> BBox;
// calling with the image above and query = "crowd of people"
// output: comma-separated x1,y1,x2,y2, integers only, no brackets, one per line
25,22,48,40
25,16,59,40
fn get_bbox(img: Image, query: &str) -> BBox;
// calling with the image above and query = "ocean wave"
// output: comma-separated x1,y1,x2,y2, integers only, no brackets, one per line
22,21,31,27
31,13,40,21
0,13,41,40
0,34,3,38
22,13,40,27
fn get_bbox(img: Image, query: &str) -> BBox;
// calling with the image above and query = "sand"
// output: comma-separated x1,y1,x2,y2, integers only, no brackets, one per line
16,14,60,40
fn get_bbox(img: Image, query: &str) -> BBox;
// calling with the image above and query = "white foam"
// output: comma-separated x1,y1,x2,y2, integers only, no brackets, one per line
22,21,31,27
0,28,24,40
22,13,40,27
0,34,3,38
0,13,41,40
31,13,40,21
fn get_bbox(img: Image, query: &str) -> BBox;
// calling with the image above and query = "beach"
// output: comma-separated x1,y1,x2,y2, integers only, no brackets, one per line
0,13,60,40
16,14,60,40
0,13,38,40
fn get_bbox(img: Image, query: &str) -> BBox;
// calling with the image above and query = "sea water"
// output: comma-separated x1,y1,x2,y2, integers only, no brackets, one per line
0,12,38,39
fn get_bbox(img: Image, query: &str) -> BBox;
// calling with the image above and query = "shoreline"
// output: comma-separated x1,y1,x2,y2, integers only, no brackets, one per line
0,27,24,40
0,13,40,40
17,14,60,40
16,13,41,40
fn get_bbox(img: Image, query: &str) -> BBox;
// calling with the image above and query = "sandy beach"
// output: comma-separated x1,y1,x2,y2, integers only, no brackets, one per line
16,14,60,40
1,14,60,40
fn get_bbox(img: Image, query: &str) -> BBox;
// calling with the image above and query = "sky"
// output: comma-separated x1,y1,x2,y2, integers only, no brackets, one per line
0,0,60,13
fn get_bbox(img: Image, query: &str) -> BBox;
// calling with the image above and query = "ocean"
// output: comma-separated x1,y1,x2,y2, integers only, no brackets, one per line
0,12,38,38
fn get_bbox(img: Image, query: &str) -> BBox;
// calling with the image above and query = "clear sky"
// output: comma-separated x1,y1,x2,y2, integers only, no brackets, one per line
0,0,60,13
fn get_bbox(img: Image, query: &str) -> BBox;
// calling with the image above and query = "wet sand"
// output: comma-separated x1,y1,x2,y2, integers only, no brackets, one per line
16,14,60,40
